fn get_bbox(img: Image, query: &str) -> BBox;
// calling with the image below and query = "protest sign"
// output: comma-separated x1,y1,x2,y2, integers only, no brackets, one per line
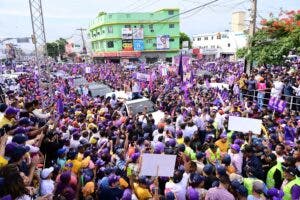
268,96,286,113
140,154,176,177
228,116,262,135
208,83,229,90
136,72,150,81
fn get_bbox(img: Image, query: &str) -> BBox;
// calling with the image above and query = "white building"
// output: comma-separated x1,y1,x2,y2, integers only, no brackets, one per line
192,31,247,60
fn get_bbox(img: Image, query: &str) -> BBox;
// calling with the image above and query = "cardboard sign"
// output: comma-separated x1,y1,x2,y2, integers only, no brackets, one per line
268,96,286,113
140,154,176,177
136,72,150,81
228,116,262,135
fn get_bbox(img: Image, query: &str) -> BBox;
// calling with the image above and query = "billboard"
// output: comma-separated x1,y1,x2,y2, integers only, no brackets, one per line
133,40,144,51
157,35,170,50
5,44,16,59
132,28,144,39
122,39,133,51
122,28,133,39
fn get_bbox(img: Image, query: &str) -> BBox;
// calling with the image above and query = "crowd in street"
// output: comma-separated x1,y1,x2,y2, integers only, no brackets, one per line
0,59,299,200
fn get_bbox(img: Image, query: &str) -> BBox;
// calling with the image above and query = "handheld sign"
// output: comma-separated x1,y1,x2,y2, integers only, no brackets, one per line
228,116,262,135
140,154,176,177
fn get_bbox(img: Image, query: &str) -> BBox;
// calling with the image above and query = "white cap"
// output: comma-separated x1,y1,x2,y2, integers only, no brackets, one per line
41,167,54,179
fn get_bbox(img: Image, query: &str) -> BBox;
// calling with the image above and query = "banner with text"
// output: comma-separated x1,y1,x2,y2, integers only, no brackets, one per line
122,28,133,39
133,40,144,51
122,39,133,51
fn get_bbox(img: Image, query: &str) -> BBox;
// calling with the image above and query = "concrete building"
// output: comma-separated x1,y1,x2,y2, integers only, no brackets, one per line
88,9,180,63
231,11,246,33
192,31,247,60
192,12,247,60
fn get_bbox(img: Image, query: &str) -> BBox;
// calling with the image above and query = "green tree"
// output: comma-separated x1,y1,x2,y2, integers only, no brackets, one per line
237,10,300,65
179,32,192,49
46,42,59,60
46,38,67,60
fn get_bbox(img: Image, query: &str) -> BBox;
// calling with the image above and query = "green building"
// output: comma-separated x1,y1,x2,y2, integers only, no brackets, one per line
88,8,180,63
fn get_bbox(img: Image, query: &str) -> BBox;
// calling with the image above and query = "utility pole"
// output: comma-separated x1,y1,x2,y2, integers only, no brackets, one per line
245,0,257,74
28,0,47,70
77,28,87,54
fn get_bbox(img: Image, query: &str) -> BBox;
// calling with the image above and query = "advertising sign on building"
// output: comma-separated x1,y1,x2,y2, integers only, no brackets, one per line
122,28,133,39
132,28,144,39
133,40,144,51
122,39,133,51
156,35,170,50
182,41,189,49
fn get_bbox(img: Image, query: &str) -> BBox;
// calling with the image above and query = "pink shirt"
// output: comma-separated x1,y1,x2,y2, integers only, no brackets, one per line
257,82,266,91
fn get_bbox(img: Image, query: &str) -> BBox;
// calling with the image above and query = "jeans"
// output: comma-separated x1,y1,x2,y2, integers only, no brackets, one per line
257,92,265,109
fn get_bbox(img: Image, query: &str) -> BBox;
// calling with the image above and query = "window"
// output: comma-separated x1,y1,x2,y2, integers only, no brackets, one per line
125,24,131,28
97,32,100,36
149,24,153,30
170,38,175,42
204,37,208,40
107,26,113,33
227,43,231,47
109,15,112,19
134,25,137,28
140,24,144,28
126,14,130,18
153,43,157,47
102,29,105,34
197,37,201,41
146,39,152,44
169,24,175,28
211,45,215,48
168,10,174,15
211,36,214,40
107,41,114,48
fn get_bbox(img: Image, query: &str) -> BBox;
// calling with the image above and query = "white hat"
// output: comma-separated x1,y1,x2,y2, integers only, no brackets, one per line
41,167,54,179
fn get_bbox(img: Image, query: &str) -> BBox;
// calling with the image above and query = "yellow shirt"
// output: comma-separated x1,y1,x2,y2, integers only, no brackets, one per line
0,116,13,128
68,159,82,175
215,139,229,153
176,138,184,145
82,181,95,197
0,156,8,167
133,183,152,200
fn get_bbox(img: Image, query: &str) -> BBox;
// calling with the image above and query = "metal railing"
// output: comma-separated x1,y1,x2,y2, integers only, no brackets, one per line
240,89,300,111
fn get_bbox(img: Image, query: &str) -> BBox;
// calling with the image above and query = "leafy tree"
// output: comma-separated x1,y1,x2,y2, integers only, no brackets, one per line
179,32,192,49
237,10,300,65
46,42,59,60
46,38,67,60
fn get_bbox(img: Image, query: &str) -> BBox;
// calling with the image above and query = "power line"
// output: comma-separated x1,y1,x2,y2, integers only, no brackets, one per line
154,0,219,24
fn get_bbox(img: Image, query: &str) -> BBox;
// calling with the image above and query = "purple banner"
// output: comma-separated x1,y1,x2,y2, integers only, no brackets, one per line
268,96,286,113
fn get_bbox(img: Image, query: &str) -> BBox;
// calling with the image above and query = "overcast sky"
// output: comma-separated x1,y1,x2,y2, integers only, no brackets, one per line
0,0,299,51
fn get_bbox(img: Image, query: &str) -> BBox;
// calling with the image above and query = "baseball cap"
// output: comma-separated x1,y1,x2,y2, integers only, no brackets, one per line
231,144,240,152
10,145,30,160
196,152,206,160
12,134,28,144
19,117,34,126
203,164,213,175
108,174,120,186
216,165,227,176
41,167,54,179
5,107,19,116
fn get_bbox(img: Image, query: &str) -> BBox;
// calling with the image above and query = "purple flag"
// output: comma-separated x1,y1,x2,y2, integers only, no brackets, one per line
56,97,64,116
178,52,183,82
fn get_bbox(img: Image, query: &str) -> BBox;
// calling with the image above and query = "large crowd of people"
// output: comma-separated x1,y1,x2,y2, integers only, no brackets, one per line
0,59,299,200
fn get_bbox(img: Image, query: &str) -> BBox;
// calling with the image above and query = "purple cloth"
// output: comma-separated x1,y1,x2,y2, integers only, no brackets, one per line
291,185,300,200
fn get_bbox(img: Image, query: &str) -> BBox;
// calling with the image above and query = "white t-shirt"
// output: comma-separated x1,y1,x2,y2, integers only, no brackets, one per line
40,179,55,196
165,172,190,200
183,125,198,138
